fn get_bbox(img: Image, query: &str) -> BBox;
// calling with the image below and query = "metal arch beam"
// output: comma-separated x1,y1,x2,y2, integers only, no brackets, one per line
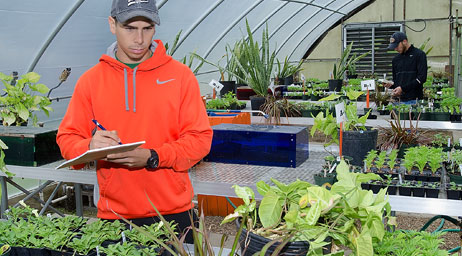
172,0,225,56
27,0,86,72
268,4,309,41
245,2,290,41
276,0,354,57
202,0,265,59
157,0,168,9
288,0,355,60
279,0,347,15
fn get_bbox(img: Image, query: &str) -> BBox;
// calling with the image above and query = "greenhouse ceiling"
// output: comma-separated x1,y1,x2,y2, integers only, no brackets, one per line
0,0,371,124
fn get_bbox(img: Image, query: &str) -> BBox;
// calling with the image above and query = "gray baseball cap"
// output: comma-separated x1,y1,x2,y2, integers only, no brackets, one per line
388,32,407,49
111,0,160,25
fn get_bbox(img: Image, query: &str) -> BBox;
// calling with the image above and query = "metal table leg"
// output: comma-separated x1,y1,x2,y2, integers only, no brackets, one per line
7,178,64,216
0,176,8,219
39,181,62,216
75,183,83,217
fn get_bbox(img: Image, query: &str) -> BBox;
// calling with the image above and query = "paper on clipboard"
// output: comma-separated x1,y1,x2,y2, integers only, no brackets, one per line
56,141,145,169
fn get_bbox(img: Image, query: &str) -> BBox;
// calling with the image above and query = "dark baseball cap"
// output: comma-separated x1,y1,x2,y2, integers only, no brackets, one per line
111,0,160,25
388,32,407,49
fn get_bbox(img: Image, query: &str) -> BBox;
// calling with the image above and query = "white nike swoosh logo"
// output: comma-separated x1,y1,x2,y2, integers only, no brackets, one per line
156,78,175,85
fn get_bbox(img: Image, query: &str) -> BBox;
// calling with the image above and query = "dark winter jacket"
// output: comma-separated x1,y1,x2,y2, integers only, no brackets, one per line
391,45,427,101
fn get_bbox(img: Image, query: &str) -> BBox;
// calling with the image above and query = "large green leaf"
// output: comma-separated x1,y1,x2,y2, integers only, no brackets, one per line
232,185,254,205
258,189,283,228
30,83,49,94
23,72,41,83
256,180,270,196
355,230,373,256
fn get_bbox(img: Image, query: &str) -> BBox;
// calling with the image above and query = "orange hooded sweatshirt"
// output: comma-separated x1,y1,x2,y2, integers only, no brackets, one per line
57,40,213,219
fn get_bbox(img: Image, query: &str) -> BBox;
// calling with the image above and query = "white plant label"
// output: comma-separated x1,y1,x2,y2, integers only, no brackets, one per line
329,162,337,174
361,79,376,91
459,138,462,147
208,79,224,93
300,73,306,82
122,231,126,243
448,138,451,147
269,79,276,95
335,102,347,124
398,173,403,184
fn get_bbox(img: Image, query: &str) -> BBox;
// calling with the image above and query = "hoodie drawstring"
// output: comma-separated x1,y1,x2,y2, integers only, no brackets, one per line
124,68,129,111
133,67,137,113
123,67,137,113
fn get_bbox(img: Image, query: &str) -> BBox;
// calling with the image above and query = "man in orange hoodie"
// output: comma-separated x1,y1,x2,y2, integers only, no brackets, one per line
57,0,213,243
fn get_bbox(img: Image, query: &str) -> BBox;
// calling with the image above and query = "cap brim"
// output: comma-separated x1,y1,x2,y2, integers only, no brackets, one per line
388,42,399,50
116,11,160,25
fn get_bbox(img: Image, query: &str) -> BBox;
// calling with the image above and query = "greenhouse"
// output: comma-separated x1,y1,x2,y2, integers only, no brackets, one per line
0,0,462,255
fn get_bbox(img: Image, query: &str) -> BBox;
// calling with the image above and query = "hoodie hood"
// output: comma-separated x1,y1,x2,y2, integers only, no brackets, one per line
100,40,172,112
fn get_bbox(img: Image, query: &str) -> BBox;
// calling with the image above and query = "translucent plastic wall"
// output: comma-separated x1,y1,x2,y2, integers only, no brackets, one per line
0,0,370,125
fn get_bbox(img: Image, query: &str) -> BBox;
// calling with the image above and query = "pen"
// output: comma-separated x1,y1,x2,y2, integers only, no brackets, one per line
92,119,122,144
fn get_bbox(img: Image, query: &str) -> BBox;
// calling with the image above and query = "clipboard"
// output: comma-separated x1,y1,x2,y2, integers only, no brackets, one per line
56,141,145,169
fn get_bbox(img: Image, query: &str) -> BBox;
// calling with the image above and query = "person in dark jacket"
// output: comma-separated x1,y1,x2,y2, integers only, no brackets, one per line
384,32,427,104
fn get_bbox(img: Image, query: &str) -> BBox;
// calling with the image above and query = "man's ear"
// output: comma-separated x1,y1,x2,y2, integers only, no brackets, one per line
108,16,116,35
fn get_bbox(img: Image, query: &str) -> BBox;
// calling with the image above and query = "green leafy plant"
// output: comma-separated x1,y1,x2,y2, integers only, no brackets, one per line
223,160,394,255
276,56,303,81
374,230,448,256
428,147,444,174
375,151,387,171
197,20,276,97
0,72,52,126
387,149,398,168
432,133,451,147
364,150,378,170
332,42,369,80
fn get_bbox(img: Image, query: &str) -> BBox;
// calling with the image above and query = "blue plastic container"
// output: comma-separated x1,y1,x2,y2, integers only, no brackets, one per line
205,124,309,167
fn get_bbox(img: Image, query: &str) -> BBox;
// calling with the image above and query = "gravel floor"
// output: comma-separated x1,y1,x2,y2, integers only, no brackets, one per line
204,212,461,251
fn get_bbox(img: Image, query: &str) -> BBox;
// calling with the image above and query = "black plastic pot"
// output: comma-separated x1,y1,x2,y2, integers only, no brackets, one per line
377,109,390,115
361,183,370,190
425,187,439,198
446,189,460,200
238,224,310,256
328,79,342,92
342,128,378,166
250,96,266,117
412,187,425,197
386,185,398,195
450,113,462,123
369,183,382,194
219,81,237,97
283,76,294,86
399,186,412,196
313,173,336,187
10,247,50,256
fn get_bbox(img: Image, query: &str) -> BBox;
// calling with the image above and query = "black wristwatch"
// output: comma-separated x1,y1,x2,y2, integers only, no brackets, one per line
146,149,159,169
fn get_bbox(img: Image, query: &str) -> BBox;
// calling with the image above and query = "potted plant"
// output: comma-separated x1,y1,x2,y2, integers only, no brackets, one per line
329,42,368,92
223,160,394,255
446,182,461,200
424,182,440,198
0,72,52,126
275,56,303,85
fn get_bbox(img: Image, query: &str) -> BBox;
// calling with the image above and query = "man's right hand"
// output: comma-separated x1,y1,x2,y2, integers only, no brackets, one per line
383,82,393,88
89,130,122,150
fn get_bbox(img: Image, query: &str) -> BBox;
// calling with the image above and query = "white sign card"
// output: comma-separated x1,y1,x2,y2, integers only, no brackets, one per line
335,102,347,124
361,79,376,91
300,73,306,82
208,79,224,93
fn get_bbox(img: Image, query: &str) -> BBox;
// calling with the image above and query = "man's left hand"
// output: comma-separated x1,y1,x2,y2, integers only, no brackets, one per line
392,86,403,96
105,148,151,168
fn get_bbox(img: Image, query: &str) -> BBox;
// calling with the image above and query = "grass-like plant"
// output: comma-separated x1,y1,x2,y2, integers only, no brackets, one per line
375,151,388,171
387,149,398,168
364,150,378,170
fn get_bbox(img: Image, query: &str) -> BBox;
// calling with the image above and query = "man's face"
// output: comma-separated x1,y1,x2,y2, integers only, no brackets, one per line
394,40,407,54
109,17,156,63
